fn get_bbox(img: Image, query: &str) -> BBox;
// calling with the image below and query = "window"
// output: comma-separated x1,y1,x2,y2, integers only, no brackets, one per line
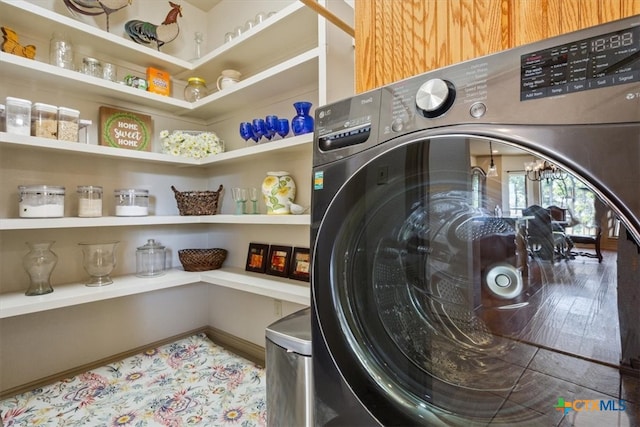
507,172,527,217
539,176,596,237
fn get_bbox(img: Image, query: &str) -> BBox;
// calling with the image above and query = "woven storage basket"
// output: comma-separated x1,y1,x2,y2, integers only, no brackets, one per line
178,248,227,271
171,185,223,215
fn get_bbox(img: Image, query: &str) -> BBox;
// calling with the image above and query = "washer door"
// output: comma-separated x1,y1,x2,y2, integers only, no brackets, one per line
313,135,638,426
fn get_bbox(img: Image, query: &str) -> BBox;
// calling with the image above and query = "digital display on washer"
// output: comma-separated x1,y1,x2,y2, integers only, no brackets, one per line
520,26,640,101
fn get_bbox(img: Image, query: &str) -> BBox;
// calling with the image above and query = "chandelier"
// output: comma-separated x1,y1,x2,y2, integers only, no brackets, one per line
525,159,567,182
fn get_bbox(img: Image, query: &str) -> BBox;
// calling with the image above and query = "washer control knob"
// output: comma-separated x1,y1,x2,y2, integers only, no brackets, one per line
415,78,456,118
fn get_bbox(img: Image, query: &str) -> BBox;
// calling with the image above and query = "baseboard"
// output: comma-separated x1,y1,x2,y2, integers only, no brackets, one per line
0,326,265,400
203,326,266,367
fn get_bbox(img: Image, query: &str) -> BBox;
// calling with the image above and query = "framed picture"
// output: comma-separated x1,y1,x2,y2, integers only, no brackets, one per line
246,243,269,273
266,245,292,277
289,247,310,282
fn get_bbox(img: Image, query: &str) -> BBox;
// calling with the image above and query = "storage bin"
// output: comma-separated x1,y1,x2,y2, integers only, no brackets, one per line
6,97,32,136
58,107,80,142
31,103,58,139
18,185,65,218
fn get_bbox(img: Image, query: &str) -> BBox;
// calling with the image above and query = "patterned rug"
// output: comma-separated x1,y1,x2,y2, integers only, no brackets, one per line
0,333,267,426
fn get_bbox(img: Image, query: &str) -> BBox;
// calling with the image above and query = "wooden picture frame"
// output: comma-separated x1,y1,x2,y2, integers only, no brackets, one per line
245,243,269,273
266,245,292,277
289,247,310,282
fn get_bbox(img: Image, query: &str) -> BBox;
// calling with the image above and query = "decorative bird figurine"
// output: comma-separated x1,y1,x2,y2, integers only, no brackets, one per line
125,1,182,51
62,0,132,32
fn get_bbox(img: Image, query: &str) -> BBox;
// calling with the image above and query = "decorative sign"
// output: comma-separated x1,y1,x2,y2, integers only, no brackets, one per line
99,107,152,151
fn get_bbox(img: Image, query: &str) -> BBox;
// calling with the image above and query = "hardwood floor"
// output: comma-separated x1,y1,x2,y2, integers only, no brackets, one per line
489,249,640,426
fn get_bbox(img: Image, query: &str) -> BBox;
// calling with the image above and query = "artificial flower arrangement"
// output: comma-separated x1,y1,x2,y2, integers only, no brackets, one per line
160,130,225,159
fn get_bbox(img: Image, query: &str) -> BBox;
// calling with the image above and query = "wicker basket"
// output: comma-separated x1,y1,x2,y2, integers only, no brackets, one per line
178,248,227,271
171,185,223,216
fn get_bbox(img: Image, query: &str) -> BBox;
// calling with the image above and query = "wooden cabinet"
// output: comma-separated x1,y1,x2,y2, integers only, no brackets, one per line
0,0,353,392
354,0,640,92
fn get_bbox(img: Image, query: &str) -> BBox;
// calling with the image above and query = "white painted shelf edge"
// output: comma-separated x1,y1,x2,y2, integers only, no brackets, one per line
0,215,311,230
0,267,310,319
0,132,312,166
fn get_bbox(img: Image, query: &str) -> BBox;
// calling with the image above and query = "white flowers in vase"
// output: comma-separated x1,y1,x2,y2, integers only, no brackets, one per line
160,130,225,159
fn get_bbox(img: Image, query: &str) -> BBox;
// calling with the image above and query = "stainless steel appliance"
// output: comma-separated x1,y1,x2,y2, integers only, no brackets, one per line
311,15,640,426
266,307,313,426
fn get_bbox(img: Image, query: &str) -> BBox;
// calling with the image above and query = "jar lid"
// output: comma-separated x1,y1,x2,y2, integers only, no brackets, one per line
77,185,103,193
58,106,80,116
187,77,206,85
114,188,149,196
137,239,165,252
32,103,58,113
6,97,32,107
83,57,101,64
18,185,65,194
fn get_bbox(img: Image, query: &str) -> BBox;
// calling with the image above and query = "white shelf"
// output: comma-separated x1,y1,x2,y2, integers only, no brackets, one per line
0,214,310,230
0,267,310,319
0,132,312,166
0,0,320,120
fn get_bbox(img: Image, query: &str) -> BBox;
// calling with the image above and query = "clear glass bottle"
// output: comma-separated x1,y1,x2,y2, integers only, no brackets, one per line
184,77,208,102
77,185,103,217
50,32,74,70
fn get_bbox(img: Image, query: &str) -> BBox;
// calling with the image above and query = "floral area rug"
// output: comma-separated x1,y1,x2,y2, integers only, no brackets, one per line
0,333,266,426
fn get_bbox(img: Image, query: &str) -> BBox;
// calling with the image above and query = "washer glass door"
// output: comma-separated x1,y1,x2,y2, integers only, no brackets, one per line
315,135,638,426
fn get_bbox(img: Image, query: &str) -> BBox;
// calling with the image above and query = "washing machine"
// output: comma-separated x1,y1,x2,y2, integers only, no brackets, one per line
311,15,640,426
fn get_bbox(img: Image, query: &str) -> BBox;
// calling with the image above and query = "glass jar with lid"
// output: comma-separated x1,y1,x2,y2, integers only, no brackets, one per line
114,188,149,216
77,185,103,217
184,77,208,102
18,185,65,218
50,32,74,70
136,239,167,277
82,57,103,78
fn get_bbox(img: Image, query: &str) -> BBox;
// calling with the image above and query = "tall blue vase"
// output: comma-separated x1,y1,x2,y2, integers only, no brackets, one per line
291,101,314,135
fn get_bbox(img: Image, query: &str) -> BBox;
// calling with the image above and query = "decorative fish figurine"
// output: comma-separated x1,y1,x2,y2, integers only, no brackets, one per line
124,1,182,51
62,0,133,32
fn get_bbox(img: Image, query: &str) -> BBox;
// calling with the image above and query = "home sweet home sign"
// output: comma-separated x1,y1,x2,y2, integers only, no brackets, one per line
99,106,152,151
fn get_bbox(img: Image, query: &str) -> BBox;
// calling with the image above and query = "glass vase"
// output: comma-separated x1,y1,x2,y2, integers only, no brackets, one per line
291,101,314,135
262,171,296,214
79,241,119,286
23,241,58,296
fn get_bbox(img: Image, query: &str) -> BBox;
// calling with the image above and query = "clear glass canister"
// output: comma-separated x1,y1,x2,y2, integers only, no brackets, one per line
6,97,32,136
82,57,103,78
50,32,74,70
114,188,149,216
136,239,166,277
184,77,208,102
77,185,103,217
58,107,80,142
18,185,65,218
31,103,58,139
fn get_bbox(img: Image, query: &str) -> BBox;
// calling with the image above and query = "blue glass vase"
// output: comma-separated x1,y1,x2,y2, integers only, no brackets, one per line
291,101,314,135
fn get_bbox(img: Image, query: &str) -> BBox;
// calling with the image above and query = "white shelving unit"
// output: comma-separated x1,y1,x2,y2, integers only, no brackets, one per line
0,0,352,390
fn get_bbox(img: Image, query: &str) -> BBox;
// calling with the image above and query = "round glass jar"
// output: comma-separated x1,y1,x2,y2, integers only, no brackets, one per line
184,77,208,102
77,185,103,217
82,57,103,78
18,185,65,218
114,188,149,216
136,239,166,277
